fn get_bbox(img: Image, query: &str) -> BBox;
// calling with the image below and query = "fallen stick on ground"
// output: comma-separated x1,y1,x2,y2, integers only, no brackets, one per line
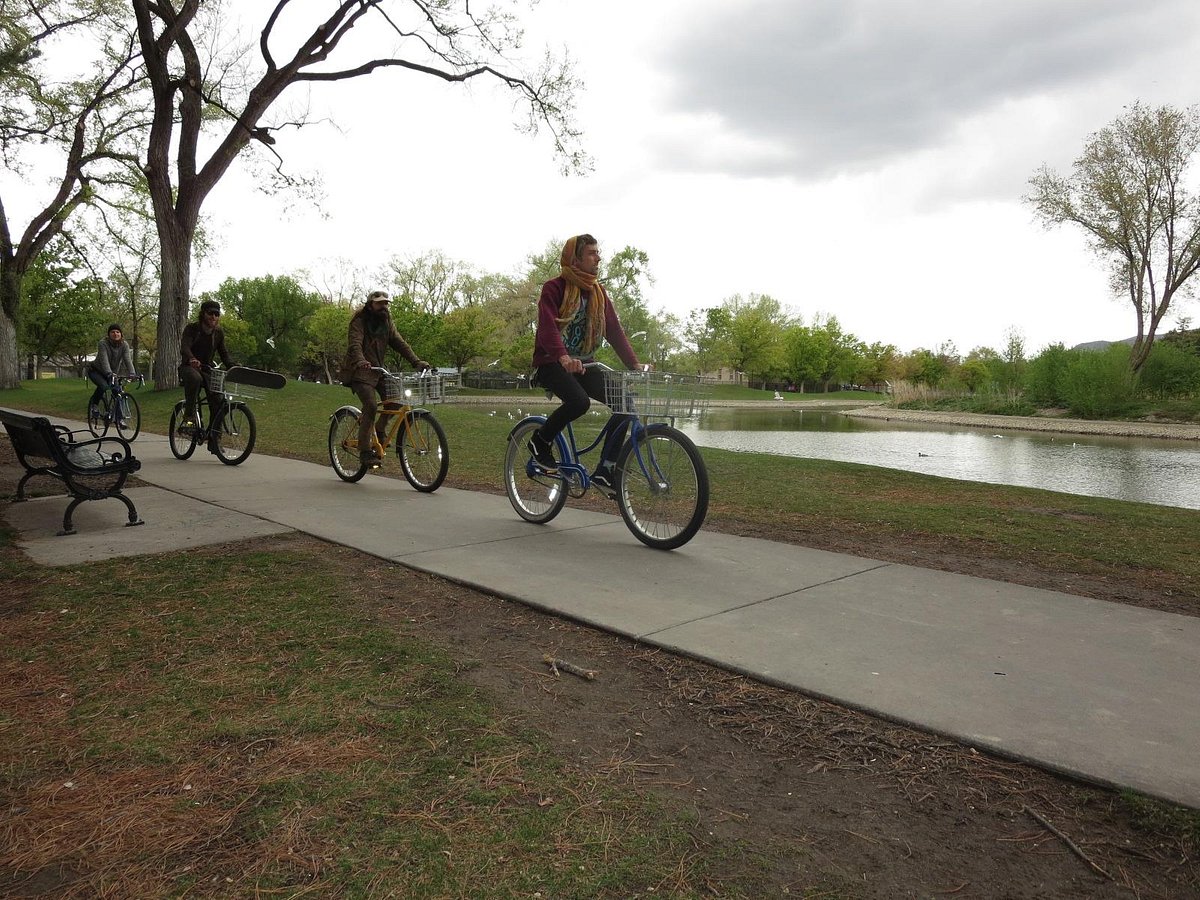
543,654,597,680
1023,805,1113,881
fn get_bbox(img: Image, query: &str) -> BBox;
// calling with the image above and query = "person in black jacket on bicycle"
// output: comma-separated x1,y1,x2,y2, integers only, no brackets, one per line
179,300,234,450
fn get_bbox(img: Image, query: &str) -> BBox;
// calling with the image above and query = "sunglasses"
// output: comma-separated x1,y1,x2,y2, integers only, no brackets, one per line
205,310,221,317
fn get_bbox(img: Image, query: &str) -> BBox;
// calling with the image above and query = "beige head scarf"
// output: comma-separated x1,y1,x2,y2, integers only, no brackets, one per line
554,235,607,355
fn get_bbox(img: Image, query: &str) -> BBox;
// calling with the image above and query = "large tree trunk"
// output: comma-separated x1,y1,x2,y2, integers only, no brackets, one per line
0,310,18,389
152,228,193,390
0,265,24,389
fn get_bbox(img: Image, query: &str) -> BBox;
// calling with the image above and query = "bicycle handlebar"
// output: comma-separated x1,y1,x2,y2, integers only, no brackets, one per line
578,360,651,373
368,365,436,377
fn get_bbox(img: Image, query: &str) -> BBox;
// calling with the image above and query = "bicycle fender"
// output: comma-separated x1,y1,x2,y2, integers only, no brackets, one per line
330,405,362,420
506,415,547,442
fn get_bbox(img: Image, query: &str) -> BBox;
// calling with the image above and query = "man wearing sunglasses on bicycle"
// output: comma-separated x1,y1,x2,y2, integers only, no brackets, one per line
179,299,235,451
528,234,643,491
343,290,432,465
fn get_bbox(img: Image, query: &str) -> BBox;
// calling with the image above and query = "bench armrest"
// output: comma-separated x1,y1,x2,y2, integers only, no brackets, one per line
61,434,139,472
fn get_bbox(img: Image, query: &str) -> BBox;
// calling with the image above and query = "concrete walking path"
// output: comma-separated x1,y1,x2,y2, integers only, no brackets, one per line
6,427,1200,810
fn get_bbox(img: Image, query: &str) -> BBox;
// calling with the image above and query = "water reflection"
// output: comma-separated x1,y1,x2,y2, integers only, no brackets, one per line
677,407,1200,510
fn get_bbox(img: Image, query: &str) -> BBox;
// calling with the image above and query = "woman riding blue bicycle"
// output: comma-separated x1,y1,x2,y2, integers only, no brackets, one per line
527,233,643,492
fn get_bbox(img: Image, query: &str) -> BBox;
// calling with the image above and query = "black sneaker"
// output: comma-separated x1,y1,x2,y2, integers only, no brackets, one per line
527,433,557,472
591,468,617,497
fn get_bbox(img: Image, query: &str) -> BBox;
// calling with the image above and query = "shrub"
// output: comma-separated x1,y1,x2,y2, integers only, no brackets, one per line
1023,343,1070,406
1139,341,1200,399
1059,344,1136,417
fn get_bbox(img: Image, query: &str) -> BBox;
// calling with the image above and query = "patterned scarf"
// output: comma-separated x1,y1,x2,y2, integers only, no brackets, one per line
554,236,607,355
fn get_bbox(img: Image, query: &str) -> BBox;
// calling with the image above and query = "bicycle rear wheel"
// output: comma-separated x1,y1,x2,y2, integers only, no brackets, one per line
504,419,567,524
398,410,449,492
615,423,709,550
213,402,256,466
328,407,367,483
115,392,141,441
87,394,111,438
168,401,198,460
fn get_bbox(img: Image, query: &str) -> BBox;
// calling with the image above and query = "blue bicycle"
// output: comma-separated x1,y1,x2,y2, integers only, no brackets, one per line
87,373,144,441
504,363,710,550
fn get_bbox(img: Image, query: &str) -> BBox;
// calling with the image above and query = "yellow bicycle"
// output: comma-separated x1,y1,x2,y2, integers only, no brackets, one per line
328,367,450,491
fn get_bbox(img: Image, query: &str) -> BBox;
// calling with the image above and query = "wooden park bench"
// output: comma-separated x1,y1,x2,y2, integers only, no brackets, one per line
1,407,144,536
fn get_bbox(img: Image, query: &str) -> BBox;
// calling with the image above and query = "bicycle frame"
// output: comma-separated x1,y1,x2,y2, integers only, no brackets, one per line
537,411,661,494
105,376,142,422
365,398,432,458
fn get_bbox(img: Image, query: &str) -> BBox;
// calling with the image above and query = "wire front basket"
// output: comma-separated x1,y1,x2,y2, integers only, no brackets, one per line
206,368,226,395
207,368,264,402
381,373,454,406
601,370,711,419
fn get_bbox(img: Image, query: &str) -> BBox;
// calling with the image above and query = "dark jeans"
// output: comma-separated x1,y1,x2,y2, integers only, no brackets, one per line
535,363,629,466
179,365,219,423
87,370,112,405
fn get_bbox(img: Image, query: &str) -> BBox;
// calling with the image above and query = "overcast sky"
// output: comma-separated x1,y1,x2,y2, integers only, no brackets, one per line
102,1,1200,353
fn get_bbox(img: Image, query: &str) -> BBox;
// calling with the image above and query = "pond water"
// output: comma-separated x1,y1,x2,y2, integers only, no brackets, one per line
676,407,1200,511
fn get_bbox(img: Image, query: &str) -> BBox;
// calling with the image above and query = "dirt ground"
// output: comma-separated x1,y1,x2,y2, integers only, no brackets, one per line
2,443,1198,897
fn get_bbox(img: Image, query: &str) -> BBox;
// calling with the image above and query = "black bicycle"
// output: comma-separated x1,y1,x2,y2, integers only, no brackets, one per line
168,366,284,466
87,373,144,441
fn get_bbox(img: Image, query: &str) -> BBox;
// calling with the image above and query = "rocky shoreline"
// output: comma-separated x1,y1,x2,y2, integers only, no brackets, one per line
842,404,1200,441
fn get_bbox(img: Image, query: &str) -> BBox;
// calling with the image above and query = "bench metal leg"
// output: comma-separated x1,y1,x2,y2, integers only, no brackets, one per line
118,493,144,528
14,471,34,500
56,494,144,536
58,497,82,536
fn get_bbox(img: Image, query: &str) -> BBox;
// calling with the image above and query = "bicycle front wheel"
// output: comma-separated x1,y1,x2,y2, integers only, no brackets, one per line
504,419,568,524
328,407,367,483
398,410,449,492
115,392,141,441
213,402,256,466
615,423,709,550
168,401,198,460
87,394,110,438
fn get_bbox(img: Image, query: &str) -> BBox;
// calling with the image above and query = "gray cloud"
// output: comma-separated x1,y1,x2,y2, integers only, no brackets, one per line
656,0,1200,180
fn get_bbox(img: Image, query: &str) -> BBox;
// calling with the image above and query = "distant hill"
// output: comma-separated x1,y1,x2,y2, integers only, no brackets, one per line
1070,337,1137,351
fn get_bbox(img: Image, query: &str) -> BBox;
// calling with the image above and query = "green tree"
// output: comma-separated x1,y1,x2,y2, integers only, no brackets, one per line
781,324,826,391
18,241,107,375
440,304,502,373
204,275,322,372
810,316,862,392
602,245,653,335
387,297,442,370
1027,102,1200,374
683,307,731,376
0,0,141,388
721,294,786,387
999,326,1027,393
303,303,353,384
858,341,899,389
